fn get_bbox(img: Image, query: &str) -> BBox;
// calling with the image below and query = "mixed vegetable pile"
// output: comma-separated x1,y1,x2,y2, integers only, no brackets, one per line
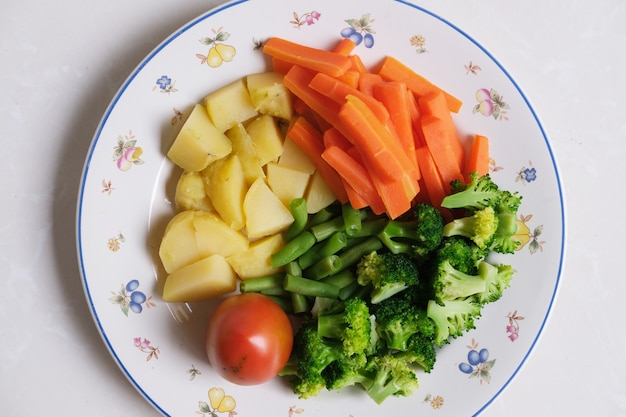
158,35,523,404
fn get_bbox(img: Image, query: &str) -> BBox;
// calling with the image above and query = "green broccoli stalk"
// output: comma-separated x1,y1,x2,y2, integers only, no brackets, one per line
377,203,444,263
362,354,420,404
290,322,344,398
442,206,498,250
394,333,437,373
356,251,420,304
426,298,482,347
472,262,515,305
317,297,373,360
374,294,435,351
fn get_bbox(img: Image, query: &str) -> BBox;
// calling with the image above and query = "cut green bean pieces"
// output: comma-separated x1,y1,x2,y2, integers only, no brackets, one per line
283,274,340,298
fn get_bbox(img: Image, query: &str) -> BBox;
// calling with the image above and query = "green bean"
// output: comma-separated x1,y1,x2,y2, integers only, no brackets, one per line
284,198,308,241
304,255,342,280
298,231,348,269
290,292,311,314
239,273,285,293
271,231,316,267
283,274,340,298
342,204,364,237
336,236,383,273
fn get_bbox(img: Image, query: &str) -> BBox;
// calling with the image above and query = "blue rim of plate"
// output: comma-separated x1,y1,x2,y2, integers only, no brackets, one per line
76,1,566,415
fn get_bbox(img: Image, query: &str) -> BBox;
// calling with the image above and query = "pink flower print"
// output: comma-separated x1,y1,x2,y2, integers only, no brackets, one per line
506,310,524,342
134,337,160,361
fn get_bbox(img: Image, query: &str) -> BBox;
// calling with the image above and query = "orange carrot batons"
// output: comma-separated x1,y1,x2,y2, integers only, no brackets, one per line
464,134,490,182
418,90,464,168
420,114,464,186
377,56,463,113
287,117,348,203
263,37,352,78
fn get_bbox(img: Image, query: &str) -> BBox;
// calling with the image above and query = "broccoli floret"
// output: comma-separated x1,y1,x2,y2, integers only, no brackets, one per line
491,206,521,254
430,259,494,305
362,354,420,404
394,333,437,373
442,172,502,211
442,206,498,250
441,173,523,254
374,293,435,351
356,251,420,304
322,357,370,392
435,236,488,274
317,297,372,360
290,322,344,398
472,262,515,305
426,298,482,347
377,203,444,263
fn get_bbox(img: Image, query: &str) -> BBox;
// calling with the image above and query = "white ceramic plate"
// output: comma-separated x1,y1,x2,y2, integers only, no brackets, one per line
77,0,565,415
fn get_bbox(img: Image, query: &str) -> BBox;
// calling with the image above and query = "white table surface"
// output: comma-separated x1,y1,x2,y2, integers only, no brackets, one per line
2,0,624,415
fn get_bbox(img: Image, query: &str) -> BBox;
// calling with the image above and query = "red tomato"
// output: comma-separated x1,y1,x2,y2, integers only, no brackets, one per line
205,293,293,385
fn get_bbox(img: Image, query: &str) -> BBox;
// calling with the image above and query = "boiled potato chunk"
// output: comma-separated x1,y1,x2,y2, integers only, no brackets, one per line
246,72,293,120
278,137,316,174
244,178,294,239
175,171,214,212
203,154,246,231
245,114,284,166
166,104,232,172
266,162,311,207
162,254,237,302
226,233,285,280
159,210,249,273
304,170,337,213
203,78,258,132
226,123,265,185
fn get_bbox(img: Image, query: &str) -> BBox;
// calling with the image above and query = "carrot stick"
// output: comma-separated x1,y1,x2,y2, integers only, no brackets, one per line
414,146,449,215
336,70,360,89
283,65,344,130
332,38,357,56
420,114,464,186
349,54,368,73
287,117,348,203
357,72,383,96
338,95,413,182
323,127,352,151
271,57,294,75
322,145,386,214
308,72,390,125
372,81,418,175
263,37,352,78
417,90,464,167
464,134,490,182
377,56,463,113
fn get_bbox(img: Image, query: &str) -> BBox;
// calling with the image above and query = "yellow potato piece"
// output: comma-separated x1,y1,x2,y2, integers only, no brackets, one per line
159,210,249,273
305,170,338,213
175,171,214,212
162,254,237,302
226,123,265,185
203,78,258,132
245,114,284,166
246,71,293,120
203,154,246,231
244,178,294,239
266,162,311,207
166,104,232,172
226,233,285,280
